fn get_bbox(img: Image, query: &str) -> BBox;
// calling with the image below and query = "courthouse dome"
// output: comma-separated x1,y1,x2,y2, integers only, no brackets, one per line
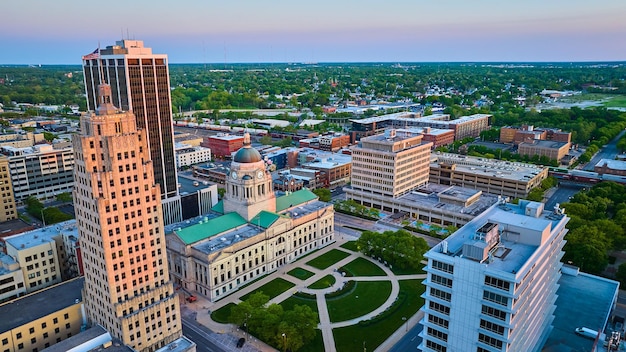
233,133,262,163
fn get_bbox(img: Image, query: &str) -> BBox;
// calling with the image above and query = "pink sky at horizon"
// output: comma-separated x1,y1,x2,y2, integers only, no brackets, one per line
2,0,625,64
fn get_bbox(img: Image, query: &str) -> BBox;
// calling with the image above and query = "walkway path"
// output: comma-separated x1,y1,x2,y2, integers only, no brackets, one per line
190,235,425,352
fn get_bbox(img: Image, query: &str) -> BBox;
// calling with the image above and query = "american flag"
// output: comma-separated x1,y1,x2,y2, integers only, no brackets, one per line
82,48,99,60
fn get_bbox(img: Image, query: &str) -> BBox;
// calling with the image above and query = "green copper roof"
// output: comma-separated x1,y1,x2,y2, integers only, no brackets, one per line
276,189,318,212
212,200,224,214
250,211,281,228
176,212,247,245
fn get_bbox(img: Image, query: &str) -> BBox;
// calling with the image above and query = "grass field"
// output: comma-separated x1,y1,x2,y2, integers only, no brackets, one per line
287,267,315,280
390,265,426,275
308,274,336,289
333,279,426,352
306,249,351,270
340,241,359,252
341,257,386,277
211,302,236,323
240,277,295,301
326,281,392,322
604,95,626,108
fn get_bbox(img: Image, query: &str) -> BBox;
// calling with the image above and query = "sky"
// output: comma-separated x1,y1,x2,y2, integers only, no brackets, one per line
2,0,626,64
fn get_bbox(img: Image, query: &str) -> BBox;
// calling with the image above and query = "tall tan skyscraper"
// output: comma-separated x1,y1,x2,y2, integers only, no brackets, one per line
82,40,181,224
72,84,182,351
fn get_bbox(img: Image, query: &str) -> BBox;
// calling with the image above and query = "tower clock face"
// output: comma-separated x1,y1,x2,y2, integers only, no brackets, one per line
257,170,264,179
231,171,238,180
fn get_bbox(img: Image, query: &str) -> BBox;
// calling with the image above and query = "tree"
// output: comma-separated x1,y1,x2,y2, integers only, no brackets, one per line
43,132,56,142
259,134,273,145
217,188,226,199
356,230,428,270
56,192,72,203
313,188,331,202
616,263,626,287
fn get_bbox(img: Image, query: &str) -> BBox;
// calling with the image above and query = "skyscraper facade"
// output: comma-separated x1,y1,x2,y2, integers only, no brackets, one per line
72,84,181,351
82,40,178,212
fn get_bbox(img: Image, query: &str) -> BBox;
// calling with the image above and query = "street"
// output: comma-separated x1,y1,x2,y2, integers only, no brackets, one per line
545,185,584,210
583,129,626,171
181,317,226,352
390,322,423,352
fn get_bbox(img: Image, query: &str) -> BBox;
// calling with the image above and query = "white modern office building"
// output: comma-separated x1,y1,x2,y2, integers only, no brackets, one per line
1,144,74,203
420,199,569,352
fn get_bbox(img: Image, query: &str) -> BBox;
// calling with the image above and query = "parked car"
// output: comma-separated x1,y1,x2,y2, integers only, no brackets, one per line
236,338,245,348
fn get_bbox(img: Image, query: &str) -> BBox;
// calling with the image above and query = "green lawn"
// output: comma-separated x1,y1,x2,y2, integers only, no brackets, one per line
279,296,319,323
326,281,392,322
211,302,236,323
308,274,336,289
341,257,386,277
340,241,359,252
333,280,426,352
240,278,295,301
390,265,426,275
287,267,315,280
306,249,351,270
604,95,626,108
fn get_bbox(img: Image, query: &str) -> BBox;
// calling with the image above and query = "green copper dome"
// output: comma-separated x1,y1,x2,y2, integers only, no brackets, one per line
233,146,262,163
233,133,262,163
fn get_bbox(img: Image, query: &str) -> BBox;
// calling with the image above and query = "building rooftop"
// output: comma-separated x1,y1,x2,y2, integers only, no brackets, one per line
155,336,196,352
350,112,491,125
521,140,569,149
386,183,497,217
5,220,77,251
175,212,248,245
543,269,619,352
596,158,626,171
177,175,215,195
276,189,318,212
430,200,568,275
431,152,548,182
0,277,84,333
0,253,19,275
208,134,244,141
42,325,130,352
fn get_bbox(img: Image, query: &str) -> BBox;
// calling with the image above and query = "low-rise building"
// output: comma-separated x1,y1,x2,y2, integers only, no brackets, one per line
350,112,491,142
0,277,85,352
0,253,25,303
175,143,212,168
594,158,626,176
204,134,244,159
429,153,549,198
0,132,45,148
303,154,351,189
500,125,571,145
518,140,570,162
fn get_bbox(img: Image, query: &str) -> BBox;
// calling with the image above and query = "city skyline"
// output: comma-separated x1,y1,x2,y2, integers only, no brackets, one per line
2,0,626,64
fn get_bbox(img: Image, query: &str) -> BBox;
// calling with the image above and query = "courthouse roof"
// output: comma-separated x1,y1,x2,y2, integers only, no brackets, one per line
250,211,281,228
276,189,318,212
176,212,247,245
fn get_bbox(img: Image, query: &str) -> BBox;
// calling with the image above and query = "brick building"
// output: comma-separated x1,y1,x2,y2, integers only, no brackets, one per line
204,134,244,159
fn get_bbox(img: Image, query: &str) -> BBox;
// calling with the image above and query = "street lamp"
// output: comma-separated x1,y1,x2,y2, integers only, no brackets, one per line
282,333,287,352
402,316,408,332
